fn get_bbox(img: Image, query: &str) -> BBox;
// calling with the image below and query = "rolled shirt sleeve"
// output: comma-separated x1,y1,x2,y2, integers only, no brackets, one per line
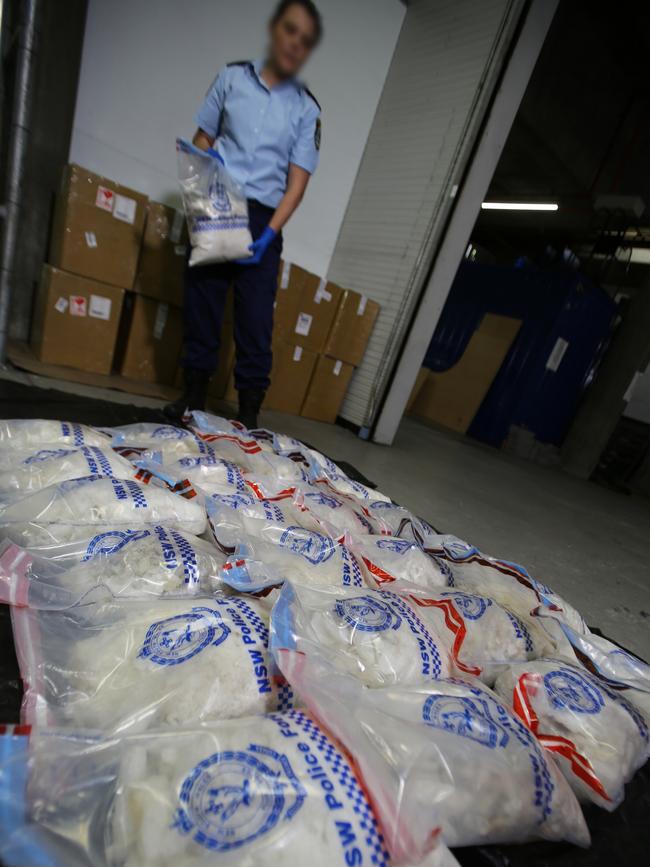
290,98,321,175
194,68,228,138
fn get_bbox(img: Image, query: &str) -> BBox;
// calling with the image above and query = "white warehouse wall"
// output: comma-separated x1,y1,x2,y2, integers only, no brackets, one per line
69,0,405,278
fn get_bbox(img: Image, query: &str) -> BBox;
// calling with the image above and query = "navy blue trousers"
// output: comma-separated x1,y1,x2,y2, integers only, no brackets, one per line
182,202,282,392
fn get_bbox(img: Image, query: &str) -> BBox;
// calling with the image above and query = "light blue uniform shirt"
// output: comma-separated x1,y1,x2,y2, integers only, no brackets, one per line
194,59,321,209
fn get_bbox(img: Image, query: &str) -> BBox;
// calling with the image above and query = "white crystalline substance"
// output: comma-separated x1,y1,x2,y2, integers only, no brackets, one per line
0,445,136,494
494,659,650,809
365,499,438,543
0,475,206,546
430,534,588,635
105,423,211,461
278,583,450,688
0,419,110,447
59,527,226,599
352,536,453,589
16,595,287,731
298,486,377,536
21,713,455,867
393,586,553,686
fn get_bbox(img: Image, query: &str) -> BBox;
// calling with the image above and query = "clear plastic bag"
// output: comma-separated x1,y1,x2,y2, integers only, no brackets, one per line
364,499,439,543
0,720,458,867
276,650,590,855
207,494,365,592
270,582,451,688
12,593,291,730
351,535,454,589
0,475,207,546
0,445,136,497
427,534,588,635
382,581,554,686
0,527,226,607
177,137,253,266
106,422,210,461
0,419,110,448
494,658,650,810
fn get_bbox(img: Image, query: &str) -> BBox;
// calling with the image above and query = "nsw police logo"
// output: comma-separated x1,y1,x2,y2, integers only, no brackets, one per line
175,747,305,852
544,668,604,715
376,538,413,554
82,528,151,561
335,595,401,632
304,491,341,509
23,447,76,464
152,425,190,440
139,607,230,666
423,694,509,749
441,591,491,620
208,177,232,213
278,526,335,564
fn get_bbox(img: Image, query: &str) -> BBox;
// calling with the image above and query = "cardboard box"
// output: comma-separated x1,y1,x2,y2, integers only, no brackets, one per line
324,289,380,366
49,163,148,290
301,355,354,423
265,340,318,414
30,265,124,375
274,260,307,339
136,201,188,306
291,275,343,353
409,313,522,433
117,294,183,385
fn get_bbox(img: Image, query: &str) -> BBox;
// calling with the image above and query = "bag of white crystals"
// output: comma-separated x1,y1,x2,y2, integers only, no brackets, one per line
381,580,554,686
494,658,650,809
0,527,226,607
426,533,588,636
0,720,459,867
0,418,110,447
206,494,366,592
270,582,451,688
11,594,292,731
0,444,137,497
276,650,590,855
351,535,454,590
177,137,253,265
0,474,206,546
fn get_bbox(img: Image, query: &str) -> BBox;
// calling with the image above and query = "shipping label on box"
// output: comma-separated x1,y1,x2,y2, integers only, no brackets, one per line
153,303,169,340
89,294,112,321
170,209,184,244
113,194,137,225
69,295,87,317
295,312,312,337
95,186,114,212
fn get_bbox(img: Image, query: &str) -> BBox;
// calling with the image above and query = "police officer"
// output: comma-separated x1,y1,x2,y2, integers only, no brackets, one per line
165,0,322,429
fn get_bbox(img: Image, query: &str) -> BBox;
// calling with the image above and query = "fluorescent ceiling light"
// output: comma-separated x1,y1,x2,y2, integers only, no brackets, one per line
481,202,559,211
615,246,650,265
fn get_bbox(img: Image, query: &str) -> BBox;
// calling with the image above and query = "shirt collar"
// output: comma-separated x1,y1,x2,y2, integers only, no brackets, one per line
252,58,297,93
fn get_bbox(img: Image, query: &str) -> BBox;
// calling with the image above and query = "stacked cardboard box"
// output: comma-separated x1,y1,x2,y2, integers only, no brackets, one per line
267,260,380,422
32,164,148,375
116,201,189,385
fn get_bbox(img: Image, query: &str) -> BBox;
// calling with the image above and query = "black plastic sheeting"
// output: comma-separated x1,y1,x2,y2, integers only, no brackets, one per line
0,379,647,866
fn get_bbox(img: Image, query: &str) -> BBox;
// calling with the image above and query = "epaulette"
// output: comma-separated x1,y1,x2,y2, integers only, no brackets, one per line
304,86,321,111
227,60,252,68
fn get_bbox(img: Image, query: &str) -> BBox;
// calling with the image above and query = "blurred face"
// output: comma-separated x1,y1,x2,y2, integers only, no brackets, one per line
269,4,318,79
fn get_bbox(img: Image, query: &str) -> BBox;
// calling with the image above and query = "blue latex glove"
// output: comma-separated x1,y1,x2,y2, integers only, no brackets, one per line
236,225,277,266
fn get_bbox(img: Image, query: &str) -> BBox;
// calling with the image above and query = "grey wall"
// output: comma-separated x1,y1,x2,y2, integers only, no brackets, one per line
6,0,87,341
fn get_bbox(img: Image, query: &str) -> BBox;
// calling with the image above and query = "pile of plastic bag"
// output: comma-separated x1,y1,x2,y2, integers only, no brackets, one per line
0,413,648,867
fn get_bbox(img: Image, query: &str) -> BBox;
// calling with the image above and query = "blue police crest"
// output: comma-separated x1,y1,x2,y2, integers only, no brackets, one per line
82,528,151,561
208,177,232,213
175,746,305,852
278,526,335,564
139,607,230,666
151,425,190,440
544,669,604,714
23,447,76,464
423,694,509,749
376,538,413,554
334,594,401,633
441,591,491,620
304,491,341,509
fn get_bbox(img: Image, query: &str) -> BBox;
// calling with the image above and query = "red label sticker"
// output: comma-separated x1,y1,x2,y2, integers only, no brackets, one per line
69,295,87,317
95,185,114,212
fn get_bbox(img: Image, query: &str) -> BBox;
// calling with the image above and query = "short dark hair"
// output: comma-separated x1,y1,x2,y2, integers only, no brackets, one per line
271,0,323,45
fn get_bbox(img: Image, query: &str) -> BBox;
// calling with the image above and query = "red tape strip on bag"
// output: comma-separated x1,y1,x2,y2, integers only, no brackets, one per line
512,672,611,802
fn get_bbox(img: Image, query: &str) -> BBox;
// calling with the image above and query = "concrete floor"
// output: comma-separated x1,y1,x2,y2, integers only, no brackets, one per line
3,366,649,658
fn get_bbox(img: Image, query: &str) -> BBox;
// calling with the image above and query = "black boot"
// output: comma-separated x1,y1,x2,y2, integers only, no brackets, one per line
237,389,265,430
163,368,211,424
